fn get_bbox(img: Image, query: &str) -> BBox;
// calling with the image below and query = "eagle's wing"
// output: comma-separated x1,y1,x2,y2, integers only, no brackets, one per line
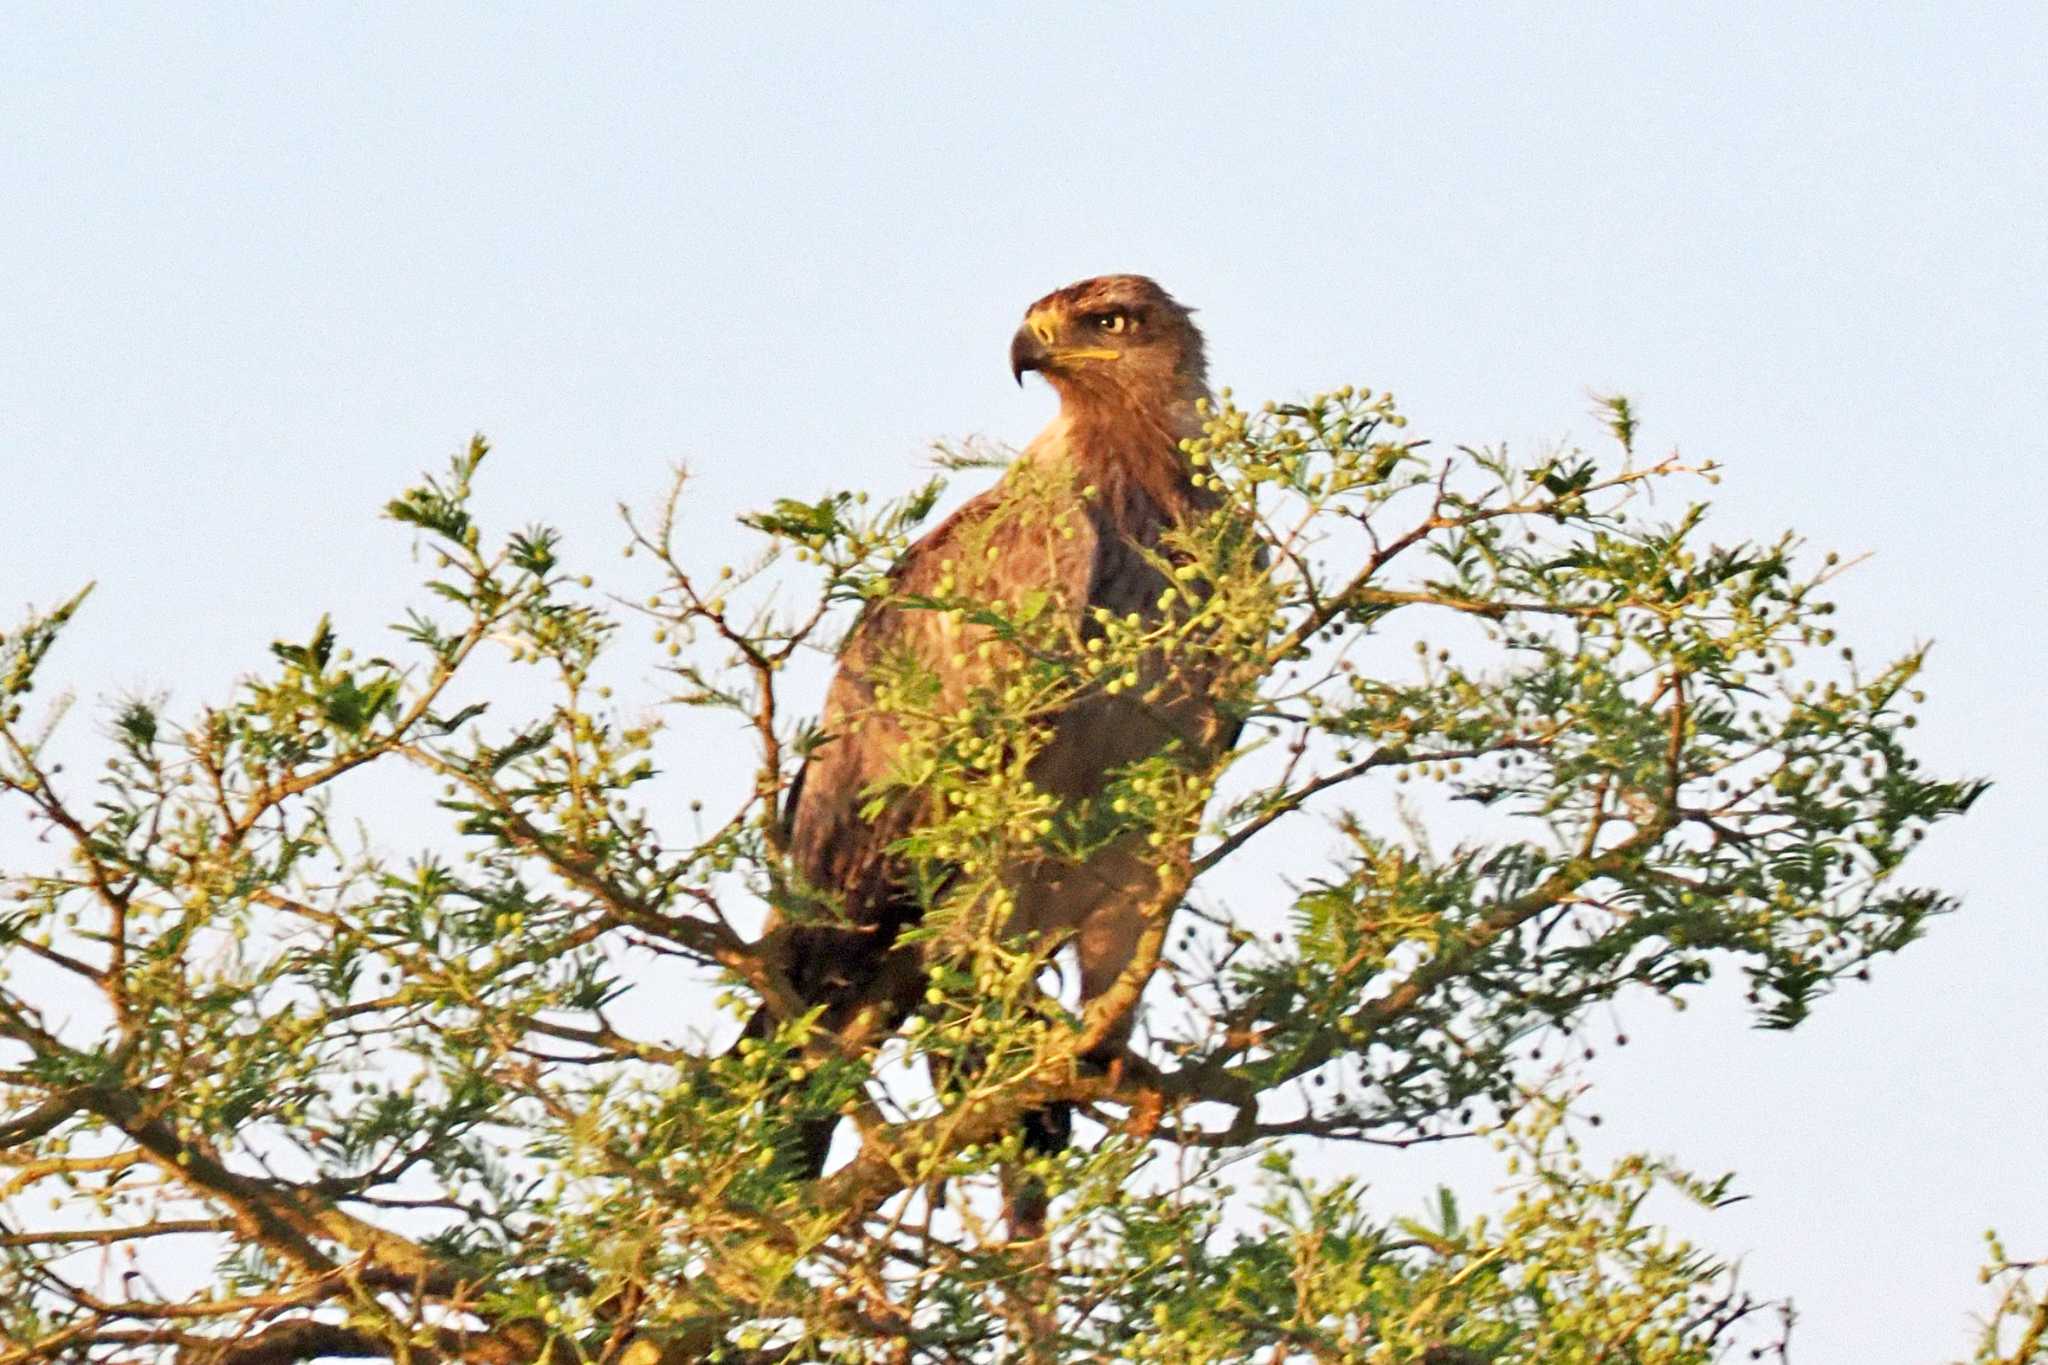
773,457,1099,1018
757,437,1240,1190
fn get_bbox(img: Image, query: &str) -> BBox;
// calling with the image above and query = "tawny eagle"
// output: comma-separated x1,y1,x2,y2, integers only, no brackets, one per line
758,274,1240,1176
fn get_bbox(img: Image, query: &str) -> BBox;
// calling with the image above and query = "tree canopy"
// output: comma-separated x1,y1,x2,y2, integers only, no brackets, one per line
0,390,2018,1362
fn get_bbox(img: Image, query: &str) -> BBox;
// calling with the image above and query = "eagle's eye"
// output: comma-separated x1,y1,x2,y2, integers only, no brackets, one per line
1091,312,1132,335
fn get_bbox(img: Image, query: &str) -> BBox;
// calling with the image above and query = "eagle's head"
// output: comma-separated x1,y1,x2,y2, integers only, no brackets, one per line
1009,274,1209,411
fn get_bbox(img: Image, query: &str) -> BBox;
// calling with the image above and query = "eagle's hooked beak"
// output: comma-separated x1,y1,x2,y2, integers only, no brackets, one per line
1010,324,1051,386
1011,317,1121,385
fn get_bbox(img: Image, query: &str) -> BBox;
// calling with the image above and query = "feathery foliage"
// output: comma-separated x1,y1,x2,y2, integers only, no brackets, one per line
0,399,1998,1362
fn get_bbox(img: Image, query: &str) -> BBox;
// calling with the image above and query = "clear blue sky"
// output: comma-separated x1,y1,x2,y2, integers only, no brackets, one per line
4,6,2043,1357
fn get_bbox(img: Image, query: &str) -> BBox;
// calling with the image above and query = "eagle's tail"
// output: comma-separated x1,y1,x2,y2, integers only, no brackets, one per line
732,920,925,1181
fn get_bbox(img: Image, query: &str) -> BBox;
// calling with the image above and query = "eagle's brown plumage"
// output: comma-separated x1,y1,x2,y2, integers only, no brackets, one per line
759,275,1237,1177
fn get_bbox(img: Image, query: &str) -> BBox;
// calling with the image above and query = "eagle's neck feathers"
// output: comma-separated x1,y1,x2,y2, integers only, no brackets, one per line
1026,386,1211,519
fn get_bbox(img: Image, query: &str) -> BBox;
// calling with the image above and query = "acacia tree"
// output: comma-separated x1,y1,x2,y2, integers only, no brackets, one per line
0,390,2010,1363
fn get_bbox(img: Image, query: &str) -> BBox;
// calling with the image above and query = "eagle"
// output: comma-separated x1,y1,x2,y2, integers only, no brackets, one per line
754,275,1241,1191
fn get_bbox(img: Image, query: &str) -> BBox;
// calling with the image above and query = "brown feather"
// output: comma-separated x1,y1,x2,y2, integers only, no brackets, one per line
754,276,1242,1178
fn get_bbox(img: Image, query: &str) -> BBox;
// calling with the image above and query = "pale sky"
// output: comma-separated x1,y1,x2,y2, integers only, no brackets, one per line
4,6,2044,1358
